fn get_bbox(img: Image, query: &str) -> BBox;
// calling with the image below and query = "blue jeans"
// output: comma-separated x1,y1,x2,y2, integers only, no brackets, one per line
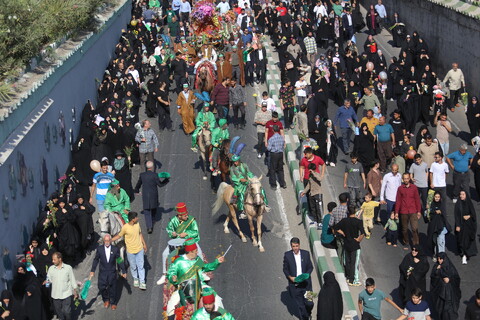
437,227,448,253
386,199,396,220
96,199,105,213
439,142,449,156
126,249,145,283
340,127,352,153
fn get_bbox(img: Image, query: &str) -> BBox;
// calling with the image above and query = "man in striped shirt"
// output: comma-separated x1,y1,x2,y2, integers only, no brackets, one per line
267,125,286,189
90,161,115,212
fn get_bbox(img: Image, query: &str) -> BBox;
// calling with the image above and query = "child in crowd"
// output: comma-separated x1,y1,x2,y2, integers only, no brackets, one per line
358,278,403,320
321,202,337,247
384,212,399,246
295,75,308,107
358,193,379,239
397,288,431,320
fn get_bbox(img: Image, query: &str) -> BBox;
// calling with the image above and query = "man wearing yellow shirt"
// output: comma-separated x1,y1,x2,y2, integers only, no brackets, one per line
360,109,379,135
112,211,148,290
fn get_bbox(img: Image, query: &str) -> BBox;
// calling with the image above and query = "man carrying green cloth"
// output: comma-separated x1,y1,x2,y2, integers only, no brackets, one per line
210,118,230,175
157,202,203,285
191,288,235,320
166,238,225,316
103,179,130,222
192,103,217,152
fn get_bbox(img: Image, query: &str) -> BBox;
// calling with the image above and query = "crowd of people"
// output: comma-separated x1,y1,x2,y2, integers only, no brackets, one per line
2,0,480,319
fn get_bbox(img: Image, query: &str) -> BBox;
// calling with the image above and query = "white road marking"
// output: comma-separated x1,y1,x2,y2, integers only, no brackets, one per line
254,75,293,246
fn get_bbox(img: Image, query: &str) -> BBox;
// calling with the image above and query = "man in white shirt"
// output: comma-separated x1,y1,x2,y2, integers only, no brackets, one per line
216,0,230,14
236,9,246,26
257,91,276,112
374,0,387,29
380,164,401,217
127,65,140,84
313,1,328,19
179,0,191,22
295,75,308,106
89,234,127,310
282,238,314,320
429,151,449,212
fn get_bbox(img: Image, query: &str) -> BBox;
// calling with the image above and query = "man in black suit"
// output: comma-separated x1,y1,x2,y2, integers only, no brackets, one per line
89,234,126,310
134,160,169,234
283,237,314,320
253,42,267,84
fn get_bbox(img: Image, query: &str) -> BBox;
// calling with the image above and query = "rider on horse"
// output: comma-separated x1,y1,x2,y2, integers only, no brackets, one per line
230,155,269,214
210,118,230,175
191,288,235,320
157,202,203,285
103,179,130,223
191,102,216,152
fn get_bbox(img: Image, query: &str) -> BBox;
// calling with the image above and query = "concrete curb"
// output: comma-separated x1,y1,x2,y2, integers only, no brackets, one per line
265,40,357,319
284,131,358,320
264,43,283,117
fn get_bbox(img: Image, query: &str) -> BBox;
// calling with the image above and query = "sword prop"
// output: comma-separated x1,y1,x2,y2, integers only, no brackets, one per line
222,244,233,257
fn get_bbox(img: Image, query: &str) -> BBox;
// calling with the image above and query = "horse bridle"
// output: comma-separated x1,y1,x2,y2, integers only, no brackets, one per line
200,128,212,145
244,181,264,207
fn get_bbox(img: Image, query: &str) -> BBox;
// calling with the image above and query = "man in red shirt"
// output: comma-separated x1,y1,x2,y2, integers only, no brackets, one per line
276,2,287,17
264,111,284,169
394,173,421,247
299,147,325,185
210,77,230,119
265,111,284,143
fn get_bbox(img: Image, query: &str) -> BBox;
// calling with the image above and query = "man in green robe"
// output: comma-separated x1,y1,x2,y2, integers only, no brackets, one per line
230,155,268,213
210,118,230,174
158,202,202,285
191,288,235,320
192,103,217,152
166,239,224,316
103,179,130,222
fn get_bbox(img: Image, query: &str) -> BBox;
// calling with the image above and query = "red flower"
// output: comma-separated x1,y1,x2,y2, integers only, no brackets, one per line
174,306,185,320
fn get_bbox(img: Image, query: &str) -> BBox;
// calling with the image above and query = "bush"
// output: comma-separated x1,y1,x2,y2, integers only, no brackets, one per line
0,0,105,81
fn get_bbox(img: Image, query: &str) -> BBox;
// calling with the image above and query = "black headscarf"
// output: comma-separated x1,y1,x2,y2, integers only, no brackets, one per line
427,192,451,253
24,283,46,320
398,245,429,304
454,192,478,257
317,271,343,320
430,252,461,320
33,244,52,281
415,124,430,147
11,263,36,301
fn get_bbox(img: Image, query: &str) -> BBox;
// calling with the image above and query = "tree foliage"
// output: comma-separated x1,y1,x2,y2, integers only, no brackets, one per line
0,0,104,80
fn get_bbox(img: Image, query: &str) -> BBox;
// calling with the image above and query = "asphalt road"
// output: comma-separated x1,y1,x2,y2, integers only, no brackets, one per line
72,80,319,319
320,25,480,320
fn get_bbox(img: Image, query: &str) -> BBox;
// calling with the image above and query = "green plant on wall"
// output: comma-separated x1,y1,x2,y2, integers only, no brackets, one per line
0,0,105,81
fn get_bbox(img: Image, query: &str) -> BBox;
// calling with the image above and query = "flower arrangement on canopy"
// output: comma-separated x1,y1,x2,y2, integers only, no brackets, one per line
191,1,234,46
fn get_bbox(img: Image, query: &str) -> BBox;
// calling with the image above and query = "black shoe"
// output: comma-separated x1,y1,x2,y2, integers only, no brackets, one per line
169,128,175,132
281,185,287,189
147,228,153,234
270,185,277,190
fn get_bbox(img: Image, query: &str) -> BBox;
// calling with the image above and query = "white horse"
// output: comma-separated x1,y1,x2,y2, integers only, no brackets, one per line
212,176,267,252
